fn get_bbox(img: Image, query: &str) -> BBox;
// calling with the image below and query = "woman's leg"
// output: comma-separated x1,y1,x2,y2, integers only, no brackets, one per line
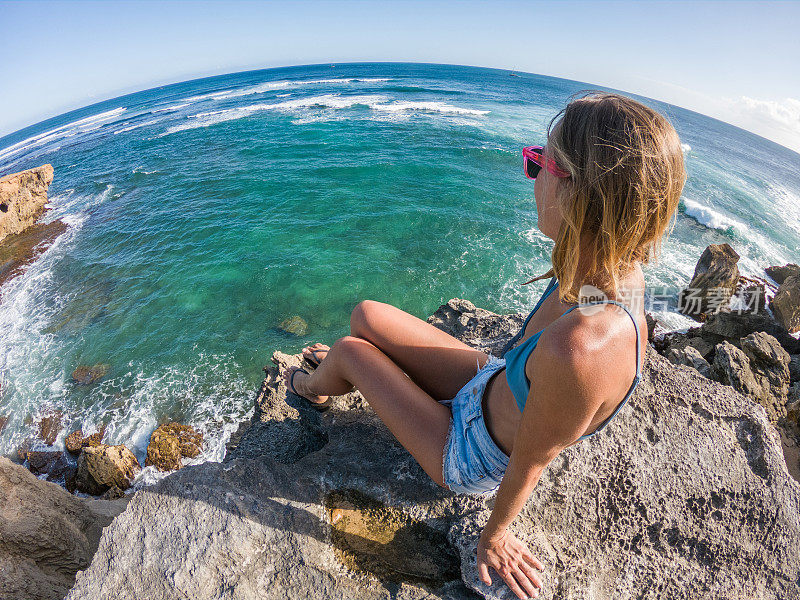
349,300,490,401
283,335,452,487
302,301,489,401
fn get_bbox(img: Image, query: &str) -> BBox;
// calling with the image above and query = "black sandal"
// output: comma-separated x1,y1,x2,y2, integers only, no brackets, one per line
303,348,326,370
287,367,333,412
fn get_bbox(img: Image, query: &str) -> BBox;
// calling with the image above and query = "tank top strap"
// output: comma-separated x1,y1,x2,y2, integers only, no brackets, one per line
501,277,559,357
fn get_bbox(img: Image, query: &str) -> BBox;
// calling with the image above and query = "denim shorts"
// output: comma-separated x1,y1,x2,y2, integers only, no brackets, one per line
438,353,510,496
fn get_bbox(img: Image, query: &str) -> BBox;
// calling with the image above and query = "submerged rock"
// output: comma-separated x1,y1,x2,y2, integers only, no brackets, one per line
37,409,63,446
144,422,203,472
278,315,308,336
0,457,129,600
66,299,800,600
75,444,140,496
71,364,110,385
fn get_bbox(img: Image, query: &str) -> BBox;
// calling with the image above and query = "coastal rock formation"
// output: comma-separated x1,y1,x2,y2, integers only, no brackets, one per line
0,164,66,290
144,422,204,471
766,263,800,285
66,299,800,600
678,243,740,319
75,444,140,496
0,457,129,600
772,274,800,333
0,164,54,243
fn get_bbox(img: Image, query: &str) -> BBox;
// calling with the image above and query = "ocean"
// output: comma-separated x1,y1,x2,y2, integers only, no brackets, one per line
1,62,798,489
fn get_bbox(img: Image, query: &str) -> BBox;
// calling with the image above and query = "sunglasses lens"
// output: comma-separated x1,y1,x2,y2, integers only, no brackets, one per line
524,157,541,179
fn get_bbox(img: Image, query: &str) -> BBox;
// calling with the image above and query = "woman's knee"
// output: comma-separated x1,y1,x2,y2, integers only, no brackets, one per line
332,334,376,359
350,299,385,338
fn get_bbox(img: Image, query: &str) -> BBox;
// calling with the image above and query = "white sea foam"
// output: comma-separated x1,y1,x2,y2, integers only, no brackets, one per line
182,77,393,103
114,118,164,135
682,197,747,233
371,101,489,116
0,108,127,167
161,94,489,134
681,143,692,153
153,103,191,112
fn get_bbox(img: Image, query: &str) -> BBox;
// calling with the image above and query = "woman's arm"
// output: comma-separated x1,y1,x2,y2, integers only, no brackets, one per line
477,319,607,599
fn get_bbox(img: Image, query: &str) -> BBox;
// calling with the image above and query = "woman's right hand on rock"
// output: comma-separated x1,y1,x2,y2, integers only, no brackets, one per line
477,528,543,599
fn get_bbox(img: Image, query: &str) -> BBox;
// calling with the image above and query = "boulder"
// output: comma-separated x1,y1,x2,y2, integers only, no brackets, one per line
766,263,800,285
144,422,204,472
772,274,800,333
0,457,128,600
75,444,140,496
0,164,54,243
65,428,105,455
678,243,740,319
66,300,800,600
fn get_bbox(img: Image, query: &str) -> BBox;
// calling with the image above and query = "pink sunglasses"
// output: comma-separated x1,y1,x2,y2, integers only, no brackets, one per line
522,145,570,179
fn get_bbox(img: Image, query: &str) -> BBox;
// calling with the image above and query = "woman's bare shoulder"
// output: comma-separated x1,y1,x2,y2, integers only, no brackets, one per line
526,304,638,401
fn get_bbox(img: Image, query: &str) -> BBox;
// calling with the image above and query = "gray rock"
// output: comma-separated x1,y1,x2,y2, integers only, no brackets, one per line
667,345,712,378
0,457,128,600
791,354,800,384
711,334,791,425
772,274,800,334
66,298,800,600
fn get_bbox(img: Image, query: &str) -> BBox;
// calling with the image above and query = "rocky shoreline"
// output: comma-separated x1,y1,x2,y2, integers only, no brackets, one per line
1,165,799,598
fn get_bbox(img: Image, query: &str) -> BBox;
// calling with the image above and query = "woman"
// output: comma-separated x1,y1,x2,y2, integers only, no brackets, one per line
282,91,686,599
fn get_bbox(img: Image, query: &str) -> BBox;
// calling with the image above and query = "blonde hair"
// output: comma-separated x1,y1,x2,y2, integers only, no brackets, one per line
524,91,686,303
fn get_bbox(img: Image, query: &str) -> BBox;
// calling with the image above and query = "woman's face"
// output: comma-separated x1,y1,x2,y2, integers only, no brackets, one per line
533,146,564,240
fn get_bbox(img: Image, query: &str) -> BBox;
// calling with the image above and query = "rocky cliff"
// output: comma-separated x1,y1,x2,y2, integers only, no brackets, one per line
63,299,800,600
0,165,54,243
0,164,66,289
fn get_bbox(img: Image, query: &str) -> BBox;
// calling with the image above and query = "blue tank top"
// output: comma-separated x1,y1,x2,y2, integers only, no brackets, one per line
503,276,642,441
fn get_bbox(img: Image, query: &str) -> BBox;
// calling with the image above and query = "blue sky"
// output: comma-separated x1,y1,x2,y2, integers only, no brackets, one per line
1,0,799,151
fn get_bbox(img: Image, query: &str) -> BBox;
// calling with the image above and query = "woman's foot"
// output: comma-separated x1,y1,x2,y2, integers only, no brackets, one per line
302,343,330,369
283,365,331,408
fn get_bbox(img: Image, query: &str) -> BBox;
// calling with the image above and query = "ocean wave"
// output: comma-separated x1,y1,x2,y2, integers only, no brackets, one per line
0,108,127,167
114,118,164,135
681,197,747,233
371,101,489,116
153,103,191,113
161,94,489,134
182,77,393,103
681,143,692,153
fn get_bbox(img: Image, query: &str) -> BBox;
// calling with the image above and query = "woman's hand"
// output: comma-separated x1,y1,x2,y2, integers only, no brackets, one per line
477,528,544,599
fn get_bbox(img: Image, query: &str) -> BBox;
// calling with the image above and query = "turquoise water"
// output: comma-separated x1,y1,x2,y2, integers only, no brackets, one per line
1,63,798,484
